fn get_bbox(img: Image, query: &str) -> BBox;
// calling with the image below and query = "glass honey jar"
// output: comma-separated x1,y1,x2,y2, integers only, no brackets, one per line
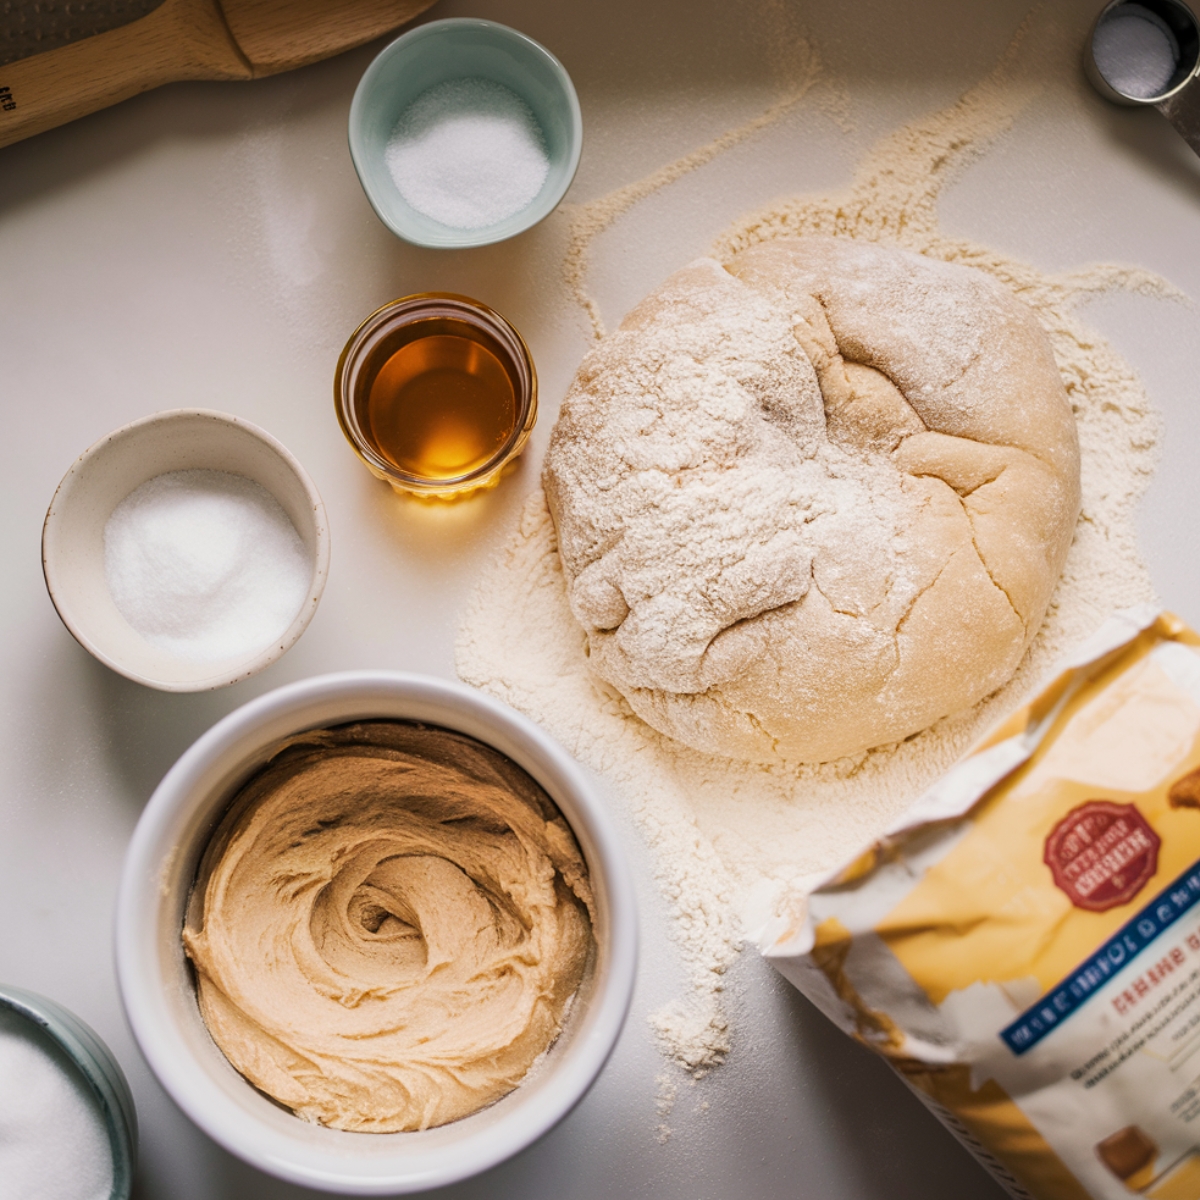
335,293,537,497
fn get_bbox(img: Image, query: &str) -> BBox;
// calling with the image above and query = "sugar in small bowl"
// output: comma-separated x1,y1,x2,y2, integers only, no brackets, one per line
349,19,582,248
0,985,137,1200
43,410,329,692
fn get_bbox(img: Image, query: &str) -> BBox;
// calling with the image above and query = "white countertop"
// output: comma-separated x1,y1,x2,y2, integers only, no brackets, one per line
3,0,1198,1195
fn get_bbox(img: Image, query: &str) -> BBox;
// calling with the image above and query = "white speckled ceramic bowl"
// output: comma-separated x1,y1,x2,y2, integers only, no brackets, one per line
0,985,138,1200
115,672,637,1195
42,409,330,692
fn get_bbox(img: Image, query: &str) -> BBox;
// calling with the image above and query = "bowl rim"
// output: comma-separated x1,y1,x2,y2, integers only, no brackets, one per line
348,17,584,249
0,983,138,1200
115,671,638,1194
41,408,331,693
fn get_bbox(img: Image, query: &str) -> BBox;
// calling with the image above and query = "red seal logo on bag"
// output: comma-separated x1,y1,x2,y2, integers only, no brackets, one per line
1044,801,1160,912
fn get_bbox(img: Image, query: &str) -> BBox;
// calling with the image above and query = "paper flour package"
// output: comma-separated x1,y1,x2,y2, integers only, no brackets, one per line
768,608,1200,1200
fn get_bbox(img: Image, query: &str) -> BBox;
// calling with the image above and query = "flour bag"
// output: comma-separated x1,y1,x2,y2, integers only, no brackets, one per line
769,608,1200,1200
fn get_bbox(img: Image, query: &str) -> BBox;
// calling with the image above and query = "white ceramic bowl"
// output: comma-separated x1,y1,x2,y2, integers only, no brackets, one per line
42,409,330,692
115,673,637,1195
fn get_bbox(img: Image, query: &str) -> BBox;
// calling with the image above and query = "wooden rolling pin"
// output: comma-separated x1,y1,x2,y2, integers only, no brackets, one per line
0,0,436,149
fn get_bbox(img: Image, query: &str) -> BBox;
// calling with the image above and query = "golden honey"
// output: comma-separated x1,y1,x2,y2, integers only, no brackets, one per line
366,324,517,481
335,294,536,496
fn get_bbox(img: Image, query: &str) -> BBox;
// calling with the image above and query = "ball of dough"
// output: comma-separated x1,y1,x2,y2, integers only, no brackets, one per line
544,237,1081,764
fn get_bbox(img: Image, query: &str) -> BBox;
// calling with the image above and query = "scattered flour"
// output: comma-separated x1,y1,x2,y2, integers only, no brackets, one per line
655,1073,678,1144
456,17,1172,1075
0,1008,113,1200
561,13,826,342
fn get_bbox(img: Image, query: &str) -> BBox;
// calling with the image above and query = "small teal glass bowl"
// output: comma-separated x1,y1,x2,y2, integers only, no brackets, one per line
348,18,582,249
0,985,138,1200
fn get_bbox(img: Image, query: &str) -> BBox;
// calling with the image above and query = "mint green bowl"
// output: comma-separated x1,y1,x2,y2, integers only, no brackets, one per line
0,985,137,1200
348,18,582,249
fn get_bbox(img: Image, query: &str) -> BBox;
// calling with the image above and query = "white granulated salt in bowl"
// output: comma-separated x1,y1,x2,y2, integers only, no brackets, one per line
104,469,312,664
386,78,550,230
0,1007,114,1200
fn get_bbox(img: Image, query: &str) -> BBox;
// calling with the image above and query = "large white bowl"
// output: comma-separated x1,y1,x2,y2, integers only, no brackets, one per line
42,409,330,692
115,673,638,1195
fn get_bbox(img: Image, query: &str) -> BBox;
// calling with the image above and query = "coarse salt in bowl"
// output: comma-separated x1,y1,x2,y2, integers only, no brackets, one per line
349,18,583,248
115,672,637,1194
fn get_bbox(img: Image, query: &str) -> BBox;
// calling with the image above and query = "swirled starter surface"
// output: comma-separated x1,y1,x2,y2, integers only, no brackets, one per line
182,722,595,1133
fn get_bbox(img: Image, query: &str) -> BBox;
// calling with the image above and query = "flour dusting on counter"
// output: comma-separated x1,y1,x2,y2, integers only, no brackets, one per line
457,18,1169,1077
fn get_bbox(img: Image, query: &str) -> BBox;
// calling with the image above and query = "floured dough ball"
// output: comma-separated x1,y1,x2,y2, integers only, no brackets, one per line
544,237,1081,764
